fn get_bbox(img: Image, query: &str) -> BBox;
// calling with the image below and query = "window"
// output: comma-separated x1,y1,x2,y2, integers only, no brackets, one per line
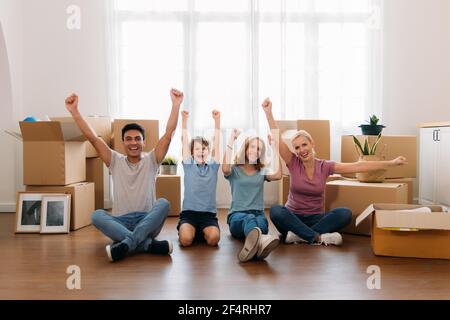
107,0,382,160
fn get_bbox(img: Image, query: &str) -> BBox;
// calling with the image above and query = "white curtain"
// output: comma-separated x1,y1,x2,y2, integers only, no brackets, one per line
105,0,383,206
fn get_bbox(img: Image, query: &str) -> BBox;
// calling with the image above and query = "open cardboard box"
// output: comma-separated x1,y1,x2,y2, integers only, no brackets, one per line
19,121,86,185
356,203,450,259
51,116,111,158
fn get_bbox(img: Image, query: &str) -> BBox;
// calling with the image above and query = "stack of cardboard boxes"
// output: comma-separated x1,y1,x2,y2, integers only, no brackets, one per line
19,119,102,231
325,135,417,235
19,117,181,231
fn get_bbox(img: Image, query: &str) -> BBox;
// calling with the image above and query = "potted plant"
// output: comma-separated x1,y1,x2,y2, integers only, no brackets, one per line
359,115,385,136
352,133,386,183
160,156,178,175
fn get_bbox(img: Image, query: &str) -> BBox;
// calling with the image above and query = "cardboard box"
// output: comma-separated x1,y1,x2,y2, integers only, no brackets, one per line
27,182,95,230
86,157,105,210
341,135,417,179
278,175,290,206
156,175,181,217
276,120,330,176
342,177,415,205
112,119,159,155
51,116,112,158
356,203,450,259
278,174,342,206
324,180,408,235
385,178,415,204
19,121,86,186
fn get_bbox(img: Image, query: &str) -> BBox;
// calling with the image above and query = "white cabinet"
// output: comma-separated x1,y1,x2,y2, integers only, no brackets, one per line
419,125,450,206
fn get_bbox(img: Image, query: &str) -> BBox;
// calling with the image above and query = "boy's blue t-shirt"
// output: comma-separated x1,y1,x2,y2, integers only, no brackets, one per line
182,158,220,214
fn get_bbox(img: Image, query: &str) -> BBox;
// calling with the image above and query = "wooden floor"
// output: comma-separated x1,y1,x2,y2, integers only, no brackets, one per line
1,210,450,300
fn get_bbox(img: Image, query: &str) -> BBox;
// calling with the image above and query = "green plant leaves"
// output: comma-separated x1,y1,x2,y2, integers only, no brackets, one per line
370,133,382,155
352,133,382,156
352,135,364,156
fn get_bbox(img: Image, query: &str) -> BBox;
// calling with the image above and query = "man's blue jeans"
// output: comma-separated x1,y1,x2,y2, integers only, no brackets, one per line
92,198,170,253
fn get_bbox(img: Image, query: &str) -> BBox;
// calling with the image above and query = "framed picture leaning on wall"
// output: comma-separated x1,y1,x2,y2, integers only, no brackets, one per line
40,194,71,234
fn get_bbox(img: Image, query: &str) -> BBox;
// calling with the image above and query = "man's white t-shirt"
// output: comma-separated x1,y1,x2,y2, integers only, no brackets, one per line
108,150,159,216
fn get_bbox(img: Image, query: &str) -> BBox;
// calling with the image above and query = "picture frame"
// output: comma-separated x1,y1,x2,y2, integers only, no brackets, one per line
15,192,45,233
40,194,71,234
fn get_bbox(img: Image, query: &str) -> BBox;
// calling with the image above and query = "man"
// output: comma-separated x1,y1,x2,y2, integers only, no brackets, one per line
65,89,184,262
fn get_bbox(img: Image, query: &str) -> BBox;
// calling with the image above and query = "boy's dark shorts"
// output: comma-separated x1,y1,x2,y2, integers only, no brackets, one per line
177,211,220,241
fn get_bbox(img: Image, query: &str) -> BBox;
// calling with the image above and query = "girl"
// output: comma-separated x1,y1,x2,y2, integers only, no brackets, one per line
223,129,282,262
177,110,221,247
262,98,408,246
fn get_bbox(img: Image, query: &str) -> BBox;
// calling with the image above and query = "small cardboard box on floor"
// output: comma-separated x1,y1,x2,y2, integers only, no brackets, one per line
19,121,86,185
51,116,112,158
324,180,408,236
341,135,417,179
156,175,181,217
276,120,330,176
27,182,95,230
112,119,159,155
356,203,450,260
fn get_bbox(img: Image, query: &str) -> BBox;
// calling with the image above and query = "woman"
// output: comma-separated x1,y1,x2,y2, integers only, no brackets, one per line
177,110,221,247
223,129,282,262
262,98,408,246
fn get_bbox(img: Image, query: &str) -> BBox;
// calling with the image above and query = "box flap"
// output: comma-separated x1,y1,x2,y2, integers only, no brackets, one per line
327,180,404,189
59,122,87,141
376,211,450,231
355,204,375,227
19,122,64,141
3,130,23,141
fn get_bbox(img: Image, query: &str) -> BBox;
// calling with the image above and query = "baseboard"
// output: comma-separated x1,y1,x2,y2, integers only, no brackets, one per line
0,203,16,213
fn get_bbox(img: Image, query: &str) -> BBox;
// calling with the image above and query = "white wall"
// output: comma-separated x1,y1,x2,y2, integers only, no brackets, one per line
383,0,450,135
21,0,109,119
382,0,450,200
0,0,23,212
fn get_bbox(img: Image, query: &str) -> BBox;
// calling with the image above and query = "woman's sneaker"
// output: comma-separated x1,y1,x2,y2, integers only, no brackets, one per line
256,234,280,260
238,227,261,262
285,231,308,244
148,239,173,255
106,242,129,262
319,233,343,246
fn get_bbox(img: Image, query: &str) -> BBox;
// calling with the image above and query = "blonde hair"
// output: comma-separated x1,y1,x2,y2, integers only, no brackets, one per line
234,136,266,170
291,130,317,157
